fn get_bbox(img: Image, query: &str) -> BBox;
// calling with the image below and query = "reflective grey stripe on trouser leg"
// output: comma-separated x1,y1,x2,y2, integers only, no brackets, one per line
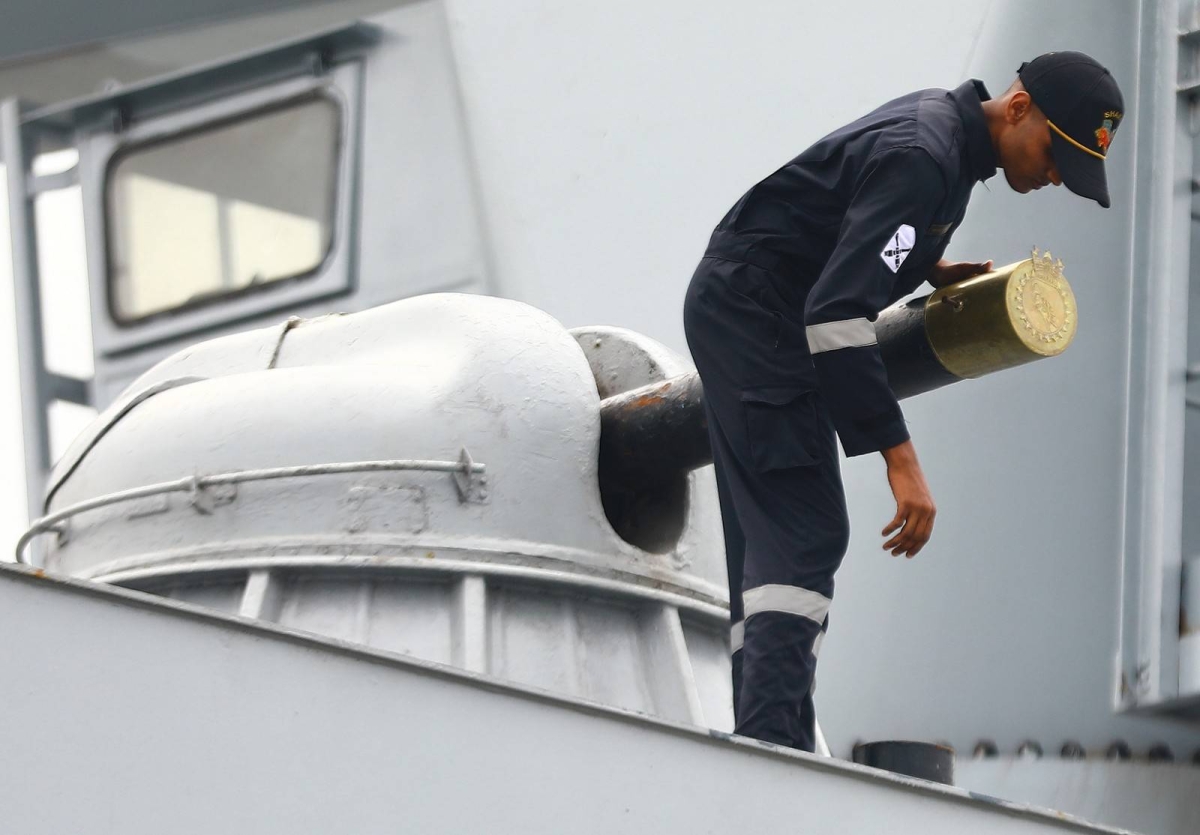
743,584,831,623
736,583,832,750
810,614,829,695
731,585,831,654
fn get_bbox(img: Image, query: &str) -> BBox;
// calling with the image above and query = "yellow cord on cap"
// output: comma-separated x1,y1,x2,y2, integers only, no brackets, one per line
1047,119,1106,160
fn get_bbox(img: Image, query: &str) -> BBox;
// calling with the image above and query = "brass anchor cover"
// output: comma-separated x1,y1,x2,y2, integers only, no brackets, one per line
924,248,1077,379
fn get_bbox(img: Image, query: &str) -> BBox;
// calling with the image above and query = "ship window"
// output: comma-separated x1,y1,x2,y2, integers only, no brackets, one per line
105,96,340,324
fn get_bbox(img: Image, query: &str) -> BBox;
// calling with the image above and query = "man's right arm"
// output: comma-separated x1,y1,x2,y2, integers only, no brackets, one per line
803,147,944,557
880,439,937,558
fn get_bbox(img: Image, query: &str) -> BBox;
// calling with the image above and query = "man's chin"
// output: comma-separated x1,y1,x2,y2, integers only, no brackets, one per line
1004,172,1032,194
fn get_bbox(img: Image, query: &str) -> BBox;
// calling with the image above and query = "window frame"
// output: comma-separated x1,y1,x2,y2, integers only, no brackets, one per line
78,61,362,355
102,93,343,327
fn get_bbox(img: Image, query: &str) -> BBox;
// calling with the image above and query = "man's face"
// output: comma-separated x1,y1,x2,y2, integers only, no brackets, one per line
1000,94,1062,195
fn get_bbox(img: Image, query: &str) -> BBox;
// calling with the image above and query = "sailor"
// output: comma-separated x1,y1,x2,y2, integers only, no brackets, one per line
682,52,1124,753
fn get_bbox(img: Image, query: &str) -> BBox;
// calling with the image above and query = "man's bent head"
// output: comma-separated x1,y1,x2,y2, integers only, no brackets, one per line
989,51,1125,208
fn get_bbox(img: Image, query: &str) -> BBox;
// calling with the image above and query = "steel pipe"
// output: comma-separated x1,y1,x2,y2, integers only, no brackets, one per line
598,252,1076,488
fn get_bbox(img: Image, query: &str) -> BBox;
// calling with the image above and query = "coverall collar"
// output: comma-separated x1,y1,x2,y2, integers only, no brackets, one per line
950,79,998,184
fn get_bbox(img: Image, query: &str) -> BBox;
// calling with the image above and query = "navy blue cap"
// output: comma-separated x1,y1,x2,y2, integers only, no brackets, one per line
1018,51,1125,208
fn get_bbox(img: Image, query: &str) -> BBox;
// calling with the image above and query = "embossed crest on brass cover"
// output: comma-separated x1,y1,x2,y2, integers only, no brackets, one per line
1007,248,1076,355
924,249,1078,379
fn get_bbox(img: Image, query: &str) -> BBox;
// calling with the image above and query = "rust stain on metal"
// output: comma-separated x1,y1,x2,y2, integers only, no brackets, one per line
629,392,666,410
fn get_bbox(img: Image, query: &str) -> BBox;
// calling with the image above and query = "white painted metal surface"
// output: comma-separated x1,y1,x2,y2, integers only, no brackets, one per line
0,562,1134,835
958,758,1200,835
33,293,732,730
1181,556,1200,696
66,2,490,407
1,0,1198,816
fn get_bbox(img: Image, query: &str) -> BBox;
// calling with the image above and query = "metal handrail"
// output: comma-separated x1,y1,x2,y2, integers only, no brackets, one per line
15,453,486,565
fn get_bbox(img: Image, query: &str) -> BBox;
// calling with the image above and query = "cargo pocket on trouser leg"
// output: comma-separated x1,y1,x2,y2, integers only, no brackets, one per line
741,387,824,471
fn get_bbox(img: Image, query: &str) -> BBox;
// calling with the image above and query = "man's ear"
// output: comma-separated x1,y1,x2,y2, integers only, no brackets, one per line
1006,90,1032,124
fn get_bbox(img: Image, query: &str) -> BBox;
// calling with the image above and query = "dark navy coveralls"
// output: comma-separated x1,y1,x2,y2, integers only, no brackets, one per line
682,80,999,752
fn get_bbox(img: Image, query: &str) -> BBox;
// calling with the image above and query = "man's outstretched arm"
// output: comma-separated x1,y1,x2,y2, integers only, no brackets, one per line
803,147,945,557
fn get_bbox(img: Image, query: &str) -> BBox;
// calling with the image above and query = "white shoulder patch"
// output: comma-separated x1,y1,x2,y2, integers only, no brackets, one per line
880,224,916,273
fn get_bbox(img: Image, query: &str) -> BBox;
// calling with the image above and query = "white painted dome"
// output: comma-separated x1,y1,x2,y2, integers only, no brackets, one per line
40,293,732,729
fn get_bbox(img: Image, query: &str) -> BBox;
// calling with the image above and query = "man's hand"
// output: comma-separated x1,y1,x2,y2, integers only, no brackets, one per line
928,258,993,289
879,439,936,558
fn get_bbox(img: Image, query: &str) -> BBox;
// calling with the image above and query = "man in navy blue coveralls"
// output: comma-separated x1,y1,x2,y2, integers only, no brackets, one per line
683,52,1125,752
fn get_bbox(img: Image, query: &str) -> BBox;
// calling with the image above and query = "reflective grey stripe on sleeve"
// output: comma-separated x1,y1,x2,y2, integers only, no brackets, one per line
730,621,744,654
742,583,832,626
805,317,877,354
812,629,825,659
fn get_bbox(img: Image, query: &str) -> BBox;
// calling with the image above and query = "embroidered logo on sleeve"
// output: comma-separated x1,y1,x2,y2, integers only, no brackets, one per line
881,225,915,273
